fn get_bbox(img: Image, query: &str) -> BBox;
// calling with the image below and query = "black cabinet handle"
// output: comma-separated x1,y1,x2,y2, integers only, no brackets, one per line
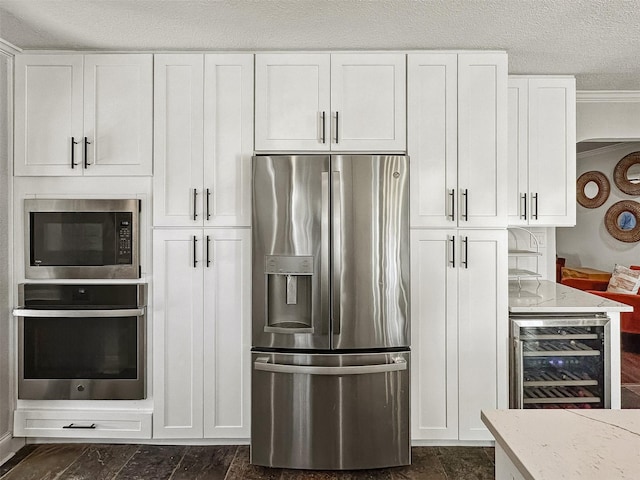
521,193,527,220
533,193,539,220
449,189,455,221
83,137,91,169
449,235,455,267
193,235,198,268
63,423,96,429
462,189,469,221
206,235,211,267
335,111,339,143
206,188,211,221
193,189,198,221
462,236,468,269
71,137,79,168
321,111,326,144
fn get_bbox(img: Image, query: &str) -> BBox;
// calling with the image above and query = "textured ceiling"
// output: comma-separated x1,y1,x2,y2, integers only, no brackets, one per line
0,0,639,90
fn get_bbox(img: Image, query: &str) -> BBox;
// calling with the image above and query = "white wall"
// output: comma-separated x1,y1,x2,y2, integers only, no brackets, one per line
557,142,640,272
0,53,10,444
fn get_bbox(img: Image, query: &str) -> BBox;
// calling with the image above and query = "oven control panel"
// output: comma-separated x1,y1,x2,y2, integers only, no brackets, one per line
116,213,133,264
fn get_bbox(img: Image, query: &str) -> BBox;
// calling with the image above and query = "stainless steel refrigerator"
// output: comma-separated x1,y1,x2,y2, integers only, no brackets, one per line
251,155,410,470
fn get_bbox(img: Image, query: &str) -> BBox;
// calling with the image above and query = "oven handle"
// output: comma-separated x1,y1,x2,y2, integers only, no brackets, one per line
12,308,146,318
254,356,406,375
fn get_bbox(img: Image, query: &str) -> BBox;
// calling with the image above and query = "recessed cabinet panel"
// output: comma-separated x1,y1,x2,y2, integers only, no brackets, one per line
155,54,253,227
507,76,576,227
528,78,576,225
331,54,406,151
153,229,205,438
507,79,529,225
83,55,152,175
255,54,330,151
255,53,405,152
203,230,251,437
458,55,508,227
153,55,205,226
204,55,253,227
15,54,152,177
408,54,457,227
154,229,251,439
410,230,459,440
457,230,508,441
14,55,83,176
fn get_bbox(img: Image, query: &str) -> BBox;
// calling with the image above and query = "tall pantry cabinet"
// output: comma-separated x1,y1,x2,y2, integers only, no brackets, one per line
152,54,253,439
408,52,509,441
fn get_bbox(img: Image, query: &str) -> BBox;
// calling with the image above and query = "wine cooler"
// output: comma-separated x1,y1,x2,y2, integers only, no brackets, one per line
510,315,610,409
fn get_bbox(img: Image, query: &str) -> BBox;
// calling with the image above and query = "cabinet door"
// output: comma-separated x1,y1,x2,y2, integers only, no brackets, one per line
203,55,253,227
528,77,576,226
507,78,529,226
153,54,205,226
83,54,152,176
255,54,330,151
14,55,83,176
457,229,508,441
203,229,251,438
331,54,406,152
458,54,508,228
408,54,457,227
410,229,459,440
153,229,204,438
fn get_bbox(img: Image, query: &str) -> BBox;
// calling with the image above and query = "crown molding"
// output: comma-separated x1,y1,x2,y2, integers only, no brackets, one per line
577,141,640,160
577,91,640,103
0,37,21,57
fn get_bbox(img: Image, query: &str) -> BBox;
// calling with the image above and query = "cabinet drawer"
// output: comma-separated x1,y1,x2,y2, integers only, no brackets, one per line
14,409,152,439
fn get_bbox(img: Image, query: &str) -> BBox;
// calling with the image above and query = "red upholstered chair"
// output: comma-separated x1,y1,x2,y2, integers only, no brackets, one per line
561,266,640,334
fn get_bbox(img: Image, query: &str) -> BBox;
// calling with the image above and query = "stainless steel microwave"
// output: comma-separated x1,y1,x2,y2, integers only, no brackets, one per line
25,198,141,279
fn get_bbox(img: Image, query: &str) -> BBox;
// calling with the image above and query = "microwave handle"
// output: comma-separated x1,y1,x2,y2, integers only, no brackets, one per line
12,308,146,318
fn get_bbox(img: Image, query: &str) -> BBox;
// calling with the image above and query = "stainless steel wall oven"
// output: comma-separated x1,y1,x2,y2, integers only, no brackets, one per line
25,198,140,279
14,283,147,400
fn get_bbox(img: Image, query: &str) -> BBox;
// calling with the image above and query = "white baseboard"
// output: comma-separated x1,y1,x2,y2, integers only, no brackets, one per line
0,432,25,467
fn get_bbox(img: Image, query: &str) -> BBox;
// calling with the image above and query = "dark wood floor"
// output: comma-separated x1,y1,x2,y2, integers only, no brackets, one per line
0,445,494,480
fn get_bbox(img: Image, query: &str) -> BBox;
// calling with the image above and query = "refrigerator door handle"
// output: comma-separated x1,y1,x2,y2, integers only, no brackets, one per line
332,170,342,334
254,356,407,375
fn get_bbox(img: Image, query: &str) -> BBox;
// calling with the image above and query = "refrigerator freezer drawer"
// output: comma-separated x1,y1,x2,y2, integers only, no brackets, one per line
251,351,410,470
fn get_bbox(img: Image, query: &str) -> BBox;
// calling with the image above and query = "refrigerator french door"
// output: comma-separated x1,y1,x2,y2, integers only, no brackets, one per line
251,155,410,470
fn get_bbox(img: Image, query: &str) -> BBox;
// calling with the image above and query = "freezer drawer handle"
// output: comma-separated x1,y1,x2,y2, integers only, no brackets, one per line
254,357,407,375
63,423,96,429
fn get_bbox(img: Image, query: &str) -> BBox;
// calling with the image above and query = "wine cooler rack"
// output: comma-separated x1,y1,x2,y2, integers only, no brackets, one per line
510,315,610,409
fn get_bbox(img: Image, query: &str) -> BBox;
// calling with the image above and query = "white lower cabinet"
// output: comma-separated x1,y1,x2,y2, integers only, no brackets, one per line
152,228,251,439
411,229,508,441
14,409,152,439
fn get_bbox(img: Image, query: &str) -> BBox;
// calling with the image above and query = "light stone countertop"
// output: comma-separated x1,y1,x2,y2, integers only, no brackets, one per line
482,409,640,480
509,280,632,313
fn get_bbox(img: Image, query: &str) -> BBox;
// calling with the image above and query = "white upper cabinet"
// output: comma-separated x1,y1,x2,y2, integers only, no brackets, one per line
408,52,507,228
255,53,406,152
14,54,152,176
154,54,253,227
508,76,576,226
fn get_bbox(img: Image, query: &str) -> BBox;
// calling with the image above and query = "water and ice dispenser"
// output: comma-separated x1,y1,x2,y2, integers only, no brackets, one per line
264,255,314,334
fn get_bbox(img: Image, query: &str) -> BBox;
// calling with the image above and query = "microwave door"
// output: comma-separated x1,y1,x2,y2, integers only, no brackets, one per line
30,211,117,267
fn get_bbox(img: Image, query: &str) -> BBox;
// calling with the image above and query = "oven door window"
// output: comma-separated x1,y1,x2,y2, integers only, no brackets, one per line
30,212,128,266
23,316,139,379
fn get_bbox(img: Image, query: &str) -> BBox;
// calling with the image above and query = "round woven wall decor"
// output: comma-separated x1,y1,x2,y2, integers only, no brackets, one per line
613,151,640,195
605,200,640,242
576,171,610,208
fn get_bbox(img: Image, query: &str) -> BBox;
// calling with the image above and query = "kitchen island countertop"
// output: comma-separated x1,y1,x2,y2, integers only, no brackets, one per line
509,280,632,313
482,409,640,480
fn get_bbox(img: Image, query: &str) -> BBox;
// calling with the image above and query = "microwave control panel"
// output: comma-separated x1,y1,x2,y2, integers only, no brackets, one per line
116,212,133,264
